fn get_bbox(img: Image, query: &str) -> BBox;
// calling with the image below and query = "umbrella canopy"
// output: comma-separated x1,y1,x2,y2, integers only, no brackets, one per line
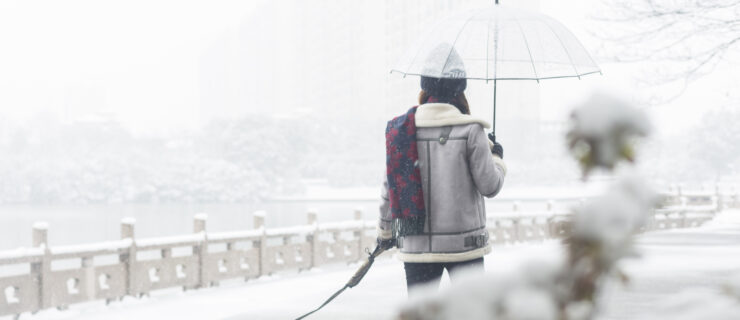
391,5,601,81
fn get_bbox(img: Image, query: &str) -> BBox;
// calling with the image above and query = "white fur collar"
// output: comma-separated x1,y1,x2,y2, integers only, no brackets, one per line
415,103,491,129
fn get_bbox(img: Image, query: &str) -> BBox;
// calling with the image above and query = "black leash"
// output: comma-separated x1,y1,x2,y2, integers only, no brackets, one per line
295,285,348,320
295,245,387,320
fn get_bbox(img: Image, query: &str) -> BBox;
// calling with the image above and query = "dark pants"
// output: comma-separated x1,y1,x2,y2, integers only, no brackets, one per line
404,257,484,294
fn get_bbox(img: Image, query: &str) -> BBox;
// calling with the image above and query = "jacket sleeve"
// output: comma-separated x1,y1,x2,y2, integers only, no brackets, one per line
466,124,506,198
377,175,394,239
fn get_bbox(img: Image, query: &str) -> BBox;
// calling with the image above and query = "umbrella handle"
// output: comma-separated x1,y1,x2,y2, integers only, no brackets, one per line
488,133,497,144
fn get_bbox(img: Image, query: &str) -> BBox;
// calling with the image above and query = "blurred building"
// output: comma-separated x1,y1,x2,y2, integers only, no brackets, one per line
198,0,386,120
295,1,387,119
198,0,544,148
198,2,289,120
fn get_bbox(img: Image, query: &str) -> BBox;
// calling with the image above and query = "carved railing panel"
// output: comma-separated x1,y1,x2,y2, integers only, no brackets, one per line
264,240,312,274
94,264,127,301
203,247,260,284
132,254,199,294
0,274,37,315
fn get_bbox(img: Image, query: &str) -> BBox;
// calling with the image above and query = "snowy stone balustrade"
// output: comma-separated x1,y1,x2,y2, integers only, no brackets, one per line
0,190,732,319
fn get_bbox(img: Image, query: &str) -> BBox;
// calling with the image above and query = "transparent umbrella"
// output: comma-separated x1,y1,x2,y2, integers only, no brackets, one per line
391,2,601,135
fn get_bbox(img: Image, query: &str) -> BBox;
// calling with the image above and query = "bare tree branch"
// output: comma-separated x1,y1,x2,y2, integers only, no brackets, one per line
593,0,740,100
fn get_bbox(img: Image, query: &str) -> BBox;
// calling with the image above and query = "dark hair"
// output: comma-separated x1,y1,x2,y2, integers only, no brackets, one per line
420,76,467,100
419,90,470,115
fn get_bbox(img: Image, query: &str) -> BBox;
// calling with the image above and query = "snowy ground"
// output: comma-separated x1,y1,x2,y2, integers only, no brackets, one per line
599,210,740,319
14,210,740,320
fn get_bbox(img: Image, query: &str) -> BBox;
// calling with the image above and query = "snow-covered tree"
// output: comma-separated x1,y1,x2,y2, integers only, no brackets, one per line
595,0,740,98
689,107,740,181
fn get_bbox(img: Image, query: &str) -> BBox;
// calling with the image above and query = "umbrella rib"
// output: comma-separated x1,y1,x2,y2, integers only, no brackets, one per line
511,12,539,81
541,18,580,78
440,11,480,78
544,20,599,74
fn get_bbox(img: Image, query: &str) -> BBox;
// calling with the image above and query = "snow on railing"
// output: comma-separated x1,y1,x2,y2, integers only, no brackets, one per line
0,190,734,319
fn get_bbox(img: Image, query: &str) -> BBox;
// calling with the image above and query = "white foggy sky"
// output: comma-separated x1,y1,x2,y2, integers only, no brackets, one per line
0,0,736,136
0,0,259,133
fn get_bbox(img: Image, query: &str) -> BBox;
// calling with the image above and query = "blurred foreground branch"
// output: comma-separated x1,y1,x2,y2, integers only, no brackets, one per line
396,93,659,320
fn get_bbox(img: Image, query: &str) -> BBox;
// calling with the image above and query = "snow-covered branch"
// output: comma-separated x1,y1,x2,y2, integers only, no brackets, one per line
593,0,740,98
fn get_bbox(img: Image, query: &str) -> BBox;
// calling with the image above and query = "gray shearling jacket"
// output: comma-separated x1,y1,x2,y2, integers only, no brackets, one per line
378,103,507,263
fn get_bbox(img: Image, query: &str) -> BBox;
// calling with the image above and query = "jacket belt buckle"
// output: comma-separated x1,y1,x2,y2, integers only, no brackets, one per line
464,234,487,248
475,235,486,247
472,234,488,247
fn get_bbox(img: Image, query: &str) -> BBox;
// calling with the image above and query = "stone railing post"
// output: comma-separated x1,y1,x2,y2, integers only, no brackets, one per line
644,210,656,231
546,216,554,238
253,211,267,276
82,256,96,301
307,210,319,268
332,231,341,261
193,214,208,288
544,200,554,238
307,210,318,226
354,208,364,261
511,203,521,242
31,222,51,311
120,218,136,298
715,184,723,212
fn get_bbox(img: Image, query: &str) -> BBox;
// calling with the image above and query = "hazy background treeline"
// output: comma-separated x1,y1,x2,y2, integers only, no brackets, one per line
1,105,736,205
0,112,383,204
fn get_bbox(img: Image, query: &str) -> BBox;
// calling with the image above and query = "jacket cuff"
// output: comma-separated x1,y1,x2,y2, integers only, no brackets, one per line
377,225,393,240
492,155,507,177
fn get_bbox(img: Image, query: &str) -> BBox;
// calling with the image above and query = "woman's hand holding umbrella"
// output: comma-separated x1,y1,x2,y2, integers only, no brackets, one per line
489,133,504,159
